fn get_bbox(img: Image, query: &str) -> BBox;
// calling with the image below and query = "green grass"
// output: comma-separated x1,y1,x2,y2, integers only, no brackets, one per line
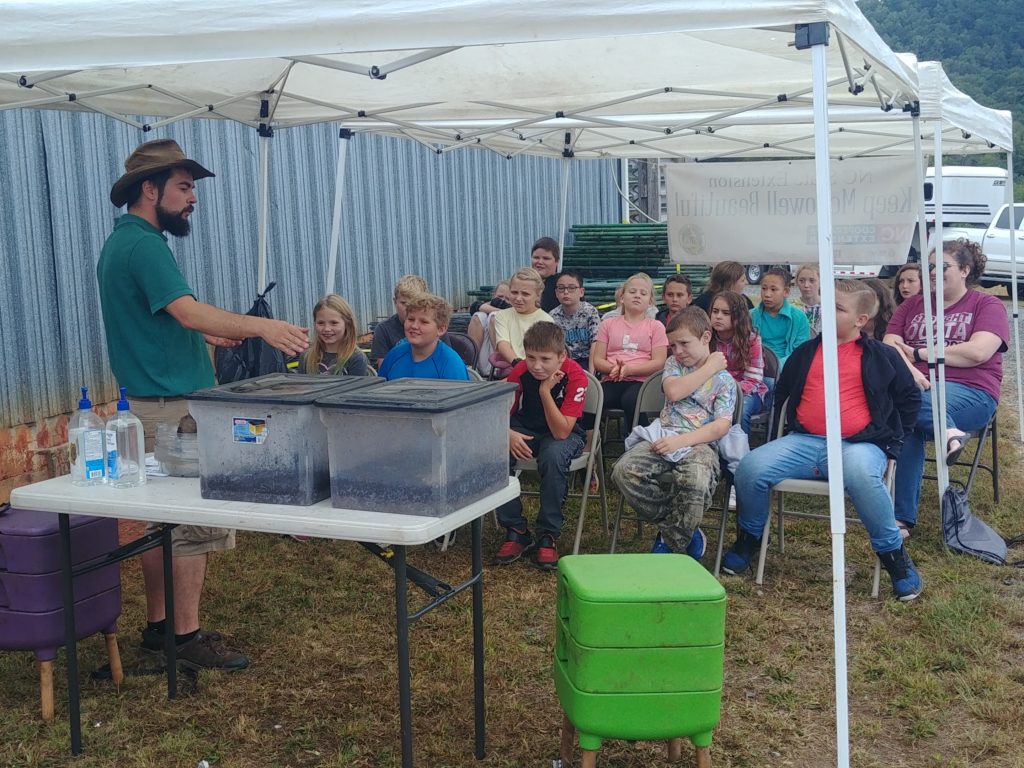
3,402,1024,767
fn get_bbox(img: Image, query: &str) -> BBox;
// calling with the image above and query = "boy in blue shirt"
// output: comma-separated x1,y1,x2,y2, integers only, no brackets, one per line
379,293,470,381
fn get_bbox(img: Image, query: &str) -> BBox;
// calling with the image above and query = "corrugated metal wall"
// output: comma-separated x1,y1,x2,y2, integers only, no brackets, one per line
0,110,619,428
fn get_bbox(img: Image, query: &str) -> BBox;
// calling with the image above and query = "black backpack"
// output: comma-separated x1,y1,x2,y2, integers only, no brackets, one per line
214,282,287,384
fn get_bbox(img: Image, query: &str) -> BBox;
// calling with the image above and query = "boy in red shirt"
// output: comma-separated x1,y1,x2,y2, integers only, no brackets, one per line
722,280,923,600
494,322,588,570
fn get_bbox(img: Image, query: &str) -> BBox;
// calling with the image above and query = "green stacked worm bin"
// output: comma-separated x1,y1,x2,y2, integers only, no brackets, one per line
555,554,726,762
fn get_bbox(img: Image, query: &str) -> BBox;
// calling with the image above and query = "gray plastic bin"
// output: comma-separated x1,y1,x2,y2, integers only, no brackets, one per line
317,379,515,516
188,373,382,505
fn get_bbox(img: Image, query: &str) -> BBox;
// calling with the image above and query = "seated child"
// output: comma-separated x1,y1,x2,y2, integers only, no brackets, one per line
610,307,736,559
721,280,923,601
751,266,810,410
468,281,512,376
491,267,554,371
297,294,370,375
494,322,588,571
710,290,766,434
531,236,562,312
792,264,822,336
548,270,600,371
379,293,470,381
656,274,693,328
371,274,429,367
893,263,922,305
592,272,668,433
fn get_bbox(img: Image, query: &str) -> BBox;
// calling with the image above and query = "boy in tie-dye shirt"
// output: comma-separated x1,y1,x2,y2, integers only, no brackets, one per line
611,307,735,559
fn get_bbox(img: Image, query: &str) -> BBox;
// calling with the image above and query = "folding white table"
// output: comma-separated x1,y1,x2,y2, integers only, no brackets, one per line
10,474,520,767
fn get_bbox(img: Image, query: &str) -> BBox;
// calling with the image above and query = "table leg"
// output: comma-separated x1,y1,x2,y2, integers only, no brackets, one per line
395,545,414,768
162,525,177,699
472,516,486,759
58,513,82,754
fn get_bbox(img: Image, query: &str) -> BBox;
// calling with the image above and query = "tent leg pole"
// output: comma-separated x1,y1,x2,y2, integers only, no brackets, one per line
932,133,950,497
808,28,850,768
1007,152,1022,441
257,127,272,294
558,151,572,270
326,129,353,294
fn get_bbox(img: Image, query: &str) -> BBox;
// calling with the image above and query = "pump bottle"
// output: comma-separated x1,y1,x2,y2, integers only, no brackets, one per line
69,387,106,486
107,386,146,488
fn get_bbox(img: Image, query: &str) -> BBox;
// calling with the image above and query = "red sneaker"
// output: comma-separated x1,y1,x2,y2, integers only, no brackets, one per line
532,535,559,571
494,530,533,565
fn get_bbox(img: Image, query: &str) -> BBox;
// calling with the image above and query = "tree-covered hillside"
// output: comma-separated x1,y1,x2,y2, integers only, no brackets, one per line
860,0,1023,188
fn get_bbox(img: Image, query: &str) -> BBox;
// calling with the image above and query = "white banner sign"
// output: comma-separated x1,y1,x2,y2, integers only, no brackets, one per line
665,157,917,266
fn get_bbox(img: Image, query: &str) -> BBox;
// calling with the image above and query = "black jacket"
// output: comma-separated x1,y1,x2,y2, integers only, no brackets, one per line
774,333,920,459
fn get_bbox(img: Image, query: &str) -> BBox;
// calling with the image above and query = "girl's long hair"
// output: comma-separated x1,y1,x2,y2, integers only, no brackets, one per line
304,294,358,374
710,290,754,373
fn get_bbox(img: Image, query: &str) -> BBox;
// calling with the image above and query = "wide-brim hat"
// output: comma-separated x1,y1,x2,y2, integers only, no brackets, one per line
110,138,215,207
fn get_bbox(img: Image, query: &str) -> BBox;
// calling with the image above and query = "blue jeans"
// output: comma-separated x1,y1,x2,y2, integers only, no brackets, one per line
734,433,903,554
496,423,585,540
893,382,997,526
741,391,765,434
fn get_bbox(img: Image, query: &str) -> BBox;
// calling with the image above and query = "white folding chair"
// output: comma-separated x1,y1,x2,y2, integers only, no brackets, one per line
753,399,886,598
514,371,607,555
711,380,745,575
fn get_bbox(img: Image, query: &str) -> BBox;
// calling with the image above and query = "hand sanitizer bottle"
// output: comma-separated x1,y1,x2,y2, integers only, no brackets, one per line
107,386,146,488
69,387,106,486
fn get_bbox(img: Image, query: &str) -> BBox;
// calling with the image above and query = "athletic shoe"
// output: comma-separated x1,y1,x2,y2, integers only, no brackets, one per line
686,528,707,561
140,626,223,655
878,545,923,601
651,534,673,554
532,534,559,571
721,529,763,575
494,529,533,565
176,631,250,672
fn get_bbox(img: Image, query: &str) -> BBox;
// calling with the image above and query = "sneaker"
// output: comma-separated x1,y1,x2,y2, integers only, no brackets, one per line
721,529,763,575
878,545,923,602
140,626,224,655
433,529,457,551
651,534,673,554
176,631,250,672
532,534,559,571
686,528,707,561
494,529,533,565
728,487,737,510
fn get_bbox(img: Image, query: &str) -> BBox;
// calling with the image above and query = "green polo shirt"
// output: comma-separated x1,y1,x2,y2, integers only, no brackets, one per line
96,214,215,397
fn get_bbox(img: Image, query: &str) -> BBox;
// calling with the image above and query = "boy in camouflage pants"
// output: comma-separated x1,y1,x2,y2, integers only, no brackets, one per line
611,307,736,559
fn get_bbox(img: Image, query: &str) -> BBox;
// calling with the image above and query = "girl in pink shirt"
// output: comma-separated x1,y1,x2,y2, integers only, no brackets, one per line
592,273,669,432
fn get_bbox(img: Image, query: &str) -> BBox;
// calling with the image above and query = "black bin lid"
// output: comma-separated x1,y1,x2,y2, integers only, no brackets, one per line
316,378,516,414
188,373,382,406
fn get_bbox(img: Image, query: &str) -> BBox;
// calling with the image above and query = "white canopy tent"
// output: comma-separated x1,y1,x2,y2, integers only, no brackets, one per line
1,3,1015,767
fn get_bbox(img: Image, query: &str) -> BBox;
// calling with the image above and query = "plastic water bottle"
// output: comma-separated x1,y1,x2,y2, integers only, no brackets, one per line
106,386,146,488
69,387,106,486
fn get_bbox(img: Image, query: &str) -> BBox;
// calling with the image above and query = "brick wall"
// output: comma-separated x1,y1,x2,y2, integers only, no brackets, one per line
1,402,117,504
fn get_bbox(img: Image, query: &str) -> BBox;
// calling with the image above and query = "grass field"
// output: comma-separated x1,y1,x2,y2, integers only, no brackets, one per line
3,403,1024,768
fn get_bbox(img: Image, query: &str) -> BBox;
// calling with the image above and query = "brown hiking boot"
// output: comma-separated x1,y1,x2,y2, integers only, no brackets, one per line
176,631,249,672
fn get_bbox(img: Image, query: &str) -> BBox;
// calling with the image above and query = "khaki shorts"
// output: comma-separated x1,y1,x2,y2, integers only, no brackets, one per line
131,395,236,556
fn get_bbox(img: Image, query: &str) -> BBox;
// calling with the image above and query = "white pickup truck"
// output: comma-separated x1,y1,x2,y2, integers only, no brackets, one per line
946,203,1024,287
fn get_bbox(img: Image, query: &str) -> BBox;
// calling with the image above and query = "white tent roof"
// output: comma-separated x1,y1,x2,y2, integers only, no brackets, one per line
1,0,1008,160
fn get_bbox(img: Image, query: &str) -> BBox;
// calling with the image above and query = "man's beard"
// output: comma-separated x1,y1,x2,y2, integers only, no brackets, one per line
156,202,192,237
